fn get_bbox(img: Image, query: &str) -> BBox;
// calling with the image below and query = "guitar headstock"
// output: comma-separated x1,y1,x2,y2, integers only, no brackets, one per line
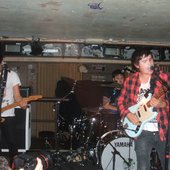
27,95,43,101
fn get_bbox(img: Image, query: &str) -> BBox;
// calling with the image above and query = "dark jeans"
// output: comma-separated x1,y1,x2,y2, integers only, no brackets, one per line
0,117,18,160
135,130,166,170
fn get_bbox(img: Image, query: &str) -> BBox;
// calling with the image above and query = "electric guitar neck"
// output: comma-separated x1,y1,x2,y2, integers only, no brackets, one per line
0,95,42,123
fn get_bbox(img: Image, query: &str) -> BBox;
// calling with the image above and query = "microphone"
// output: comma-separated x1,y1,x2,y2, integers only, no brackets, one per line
150,65,160,72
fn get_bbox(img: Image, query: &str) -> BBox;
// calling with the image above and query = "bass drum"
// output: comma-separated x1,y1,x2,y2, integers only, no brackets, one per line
96,130,137,170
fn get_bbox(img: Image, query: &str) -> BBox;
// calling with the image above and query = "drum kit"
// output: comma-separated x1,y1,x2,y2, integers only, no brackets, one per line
53,81,164,170
39,80,163,170
53,82,137,170
57,104,138,170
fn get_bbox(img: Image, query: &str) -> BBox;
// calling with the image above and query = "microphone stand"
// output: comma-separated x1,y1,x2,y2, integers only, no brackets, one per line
153,70,170,170
109,142,131,170
54,100,61,151
62,80,77,151
154,69,170,91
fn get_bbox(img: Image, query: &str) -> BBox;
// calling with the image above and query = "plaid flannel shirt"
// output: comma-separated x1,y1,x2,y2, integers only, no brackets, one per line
118,71,170,141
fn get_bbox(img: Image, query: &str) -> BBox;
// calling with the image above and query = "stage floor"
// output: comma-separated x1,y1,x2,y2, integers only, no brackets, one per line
2,136,168,170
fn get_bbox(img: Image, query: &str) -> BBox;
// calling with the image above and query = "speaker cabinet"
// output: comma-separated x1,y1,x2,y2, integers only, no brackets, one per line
1,86,32,152
20,86,32,97
1,107,31,152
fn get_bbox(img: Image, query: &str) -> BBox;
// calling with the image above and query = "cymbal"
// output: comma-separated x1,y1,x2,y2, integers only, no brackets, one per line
82,107,100,114
99,108,119,114
99,82,122,88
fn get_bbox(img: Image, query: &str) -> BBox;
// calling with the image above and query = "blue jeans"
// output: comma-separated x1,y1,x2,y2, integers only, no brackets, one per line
135,130,166,170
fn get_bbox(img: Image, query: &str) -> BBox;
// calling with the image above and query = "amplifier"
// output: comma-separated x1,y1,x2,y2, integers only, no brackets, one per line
1,86,32,152
1,107,31,152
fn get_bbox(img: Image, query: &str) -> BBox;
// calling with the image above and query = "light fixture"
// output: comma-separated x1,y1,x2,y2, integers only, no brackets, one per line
30,37,43,56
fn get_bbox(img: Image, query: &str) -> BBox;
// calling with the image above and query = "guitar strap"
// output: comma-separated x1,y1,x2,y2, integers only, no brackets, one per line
150,75,157,94
149,75,157,112
0,64,9,118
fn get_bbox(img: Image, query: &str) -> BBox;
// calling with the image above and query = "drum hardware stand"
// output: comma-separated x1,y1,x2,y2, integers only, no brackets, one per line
53,100,62,151
109,142,131,170
111,151,116,170
62,80,77,99
95,130,118,165
68,124,74,152
43,136,53,150
36,97,69,151
84,117,96,148
55,80,77,151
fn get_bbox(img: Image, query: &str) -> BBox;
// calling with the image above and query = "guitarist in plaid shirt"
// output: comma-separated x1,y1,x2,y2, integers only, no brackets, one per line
118,49,170,170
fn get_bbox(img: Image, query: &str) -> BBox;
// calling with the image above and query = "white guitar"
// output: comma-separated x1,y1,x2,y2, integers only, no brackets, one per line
123,87,167,138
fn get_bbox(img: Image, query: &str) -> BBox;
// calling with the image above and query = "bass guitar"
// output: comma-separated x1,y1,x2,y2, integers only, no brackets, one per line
0,95,42,123
123,86,167,138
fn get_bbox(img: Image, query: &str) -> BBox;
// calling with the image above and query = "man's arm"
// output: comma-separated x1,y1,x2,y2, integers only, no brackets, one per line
13,84,27,109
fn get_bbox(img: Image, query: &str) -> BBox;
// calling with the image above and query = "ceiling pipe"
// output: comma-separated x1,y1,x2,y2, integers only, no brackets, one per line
1,37,170,47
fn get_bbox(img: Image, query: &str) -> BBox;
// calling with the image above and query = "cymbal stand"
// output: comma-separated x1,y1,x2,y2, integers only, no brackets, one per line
61,80,77,151
53,101,61,150
62,80,77,99
68,124,74,152
110,142,131,170
84,117,96,148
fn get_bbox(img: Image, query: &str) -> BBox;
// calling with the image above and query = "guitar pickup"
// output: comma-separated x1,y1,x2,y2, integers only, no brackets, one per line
143,105,147,112
137,111,141,118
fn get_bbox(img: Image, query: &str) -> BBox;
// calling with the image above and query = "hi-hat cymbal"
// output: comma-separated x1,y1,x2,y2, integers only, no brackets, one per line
82,107,100,113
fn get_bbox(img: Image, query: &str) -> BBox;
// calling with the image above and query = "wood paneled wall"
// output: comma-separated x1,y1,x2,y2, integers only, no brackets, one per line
34,63,81,137
7,62,81,137
6,62,170,138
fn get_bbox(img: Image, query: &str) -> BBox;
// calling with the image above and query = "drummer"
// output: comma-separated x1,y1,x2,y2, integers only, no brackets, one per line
101,69,125,131
102,69,125,112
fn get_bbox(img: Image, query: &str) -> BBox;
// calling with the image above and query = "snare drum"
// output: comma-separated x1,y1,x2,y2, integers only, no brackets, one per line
96,130,137,170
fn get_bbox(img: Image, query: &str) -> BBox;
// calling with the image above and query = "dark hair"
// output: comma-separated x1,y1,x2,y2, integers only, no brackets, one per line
0,55,3,63
131,48,153,70
112,69,124,78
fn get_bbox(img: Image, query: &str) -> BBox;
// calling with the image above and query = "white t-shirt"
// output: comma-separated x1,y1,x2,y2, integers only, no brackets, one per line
1,70,21,117
138,79,158,132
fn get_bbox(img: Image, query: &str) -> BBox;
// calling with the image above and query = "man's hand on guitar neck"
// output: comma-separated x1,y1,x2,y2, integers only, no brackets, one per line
126,112,141,125
18,98,28,109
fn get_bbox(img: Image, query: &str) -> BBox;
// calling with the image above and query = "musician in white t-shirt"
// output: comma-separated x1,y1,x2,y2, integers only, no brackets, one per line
0,55,27,167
